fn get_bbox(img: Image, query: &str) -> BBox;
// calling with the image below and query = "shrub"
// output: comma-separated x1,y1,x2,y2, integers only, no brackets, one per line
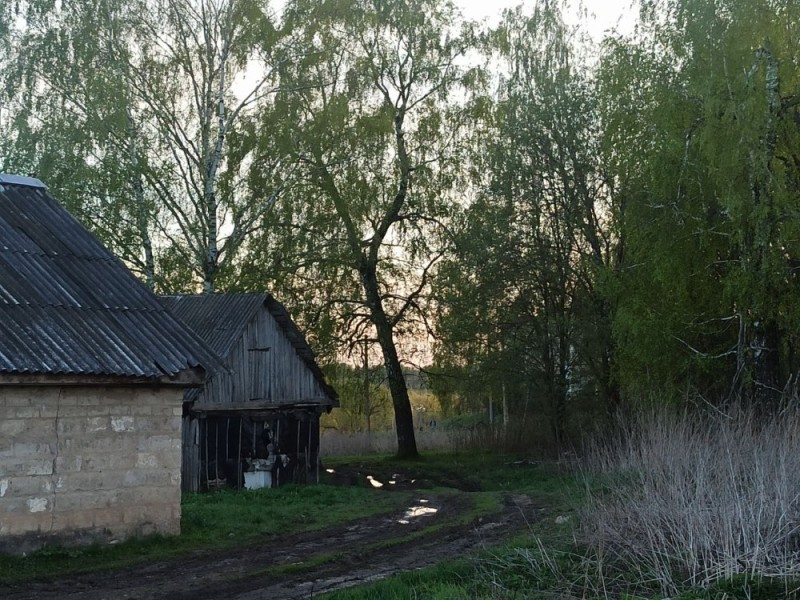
582,405,800,596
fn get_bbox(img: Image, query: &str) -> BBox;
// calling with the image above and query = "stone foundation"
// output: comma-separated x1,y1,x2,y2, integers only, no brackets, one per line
0,386,183,554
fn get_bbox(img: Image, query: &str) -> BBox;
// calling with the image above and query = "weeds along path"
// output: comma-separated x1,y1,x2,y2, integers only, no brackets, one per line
1,493,538,600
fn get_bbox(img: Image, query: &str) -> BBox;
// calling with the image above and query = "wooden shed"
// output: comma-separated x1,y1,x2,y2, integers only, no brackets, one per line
159,294,338,492
0,175,219,554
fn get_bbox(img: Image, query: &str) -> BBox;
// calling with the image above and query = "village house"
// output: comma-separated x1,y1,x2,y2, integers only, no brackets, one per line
0,175,220,553
159,293,338,492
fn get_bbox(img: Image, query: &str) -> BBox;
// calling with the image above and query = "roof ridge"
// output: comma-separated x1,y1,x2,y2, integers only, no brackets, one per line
0,248,120,261
0,174,47,189
1,303,169,311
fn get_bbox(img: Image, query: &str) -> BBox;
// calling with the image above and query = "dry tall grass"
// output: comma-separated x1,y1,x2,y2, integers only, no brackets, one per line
583,405,800,595
321,419,562,457
447,420,563,457
320,428,455,456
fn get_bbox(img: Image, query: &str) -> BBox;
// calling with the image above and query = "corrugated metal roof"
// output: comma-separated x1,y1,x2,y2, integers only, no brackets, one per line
0,174,46,188
0,179,221,380
159,294,267,359
160,293,338,403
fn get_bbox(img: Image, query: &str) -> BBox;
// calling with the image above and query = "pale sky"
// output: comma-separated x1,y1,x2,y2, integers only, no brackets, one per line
457,0,637,42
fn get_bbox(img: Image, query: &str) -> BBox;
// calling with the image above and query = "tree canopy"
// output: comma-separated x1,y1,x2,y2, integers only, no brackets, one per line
2,0,799,451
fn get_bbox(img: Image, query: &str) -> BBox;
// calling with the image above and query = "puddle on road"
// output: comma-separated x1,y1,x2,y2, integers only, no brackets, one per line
366,473,416,489
398,500,438,524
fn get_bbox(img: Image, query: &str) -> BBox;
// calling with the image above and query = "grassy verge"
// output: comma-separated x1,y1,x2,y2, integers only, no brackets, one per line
322,414,800,600
325,452,580,498
321,453,585,600
322,515,582,600
0,483,403,585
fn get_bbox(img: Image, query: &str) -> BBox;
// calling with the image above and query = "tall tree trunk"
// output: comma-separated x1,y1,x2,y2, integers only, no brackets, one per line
201,25,232,295
502,382,508,429
363,337,372,447
743,47,782,406
126,109,155,290
359,261,418,459
203,191,218,295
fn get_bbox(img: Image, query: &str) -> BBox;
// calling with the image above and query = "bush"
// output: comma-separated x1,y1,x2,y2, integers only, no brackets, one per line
582,405,800,596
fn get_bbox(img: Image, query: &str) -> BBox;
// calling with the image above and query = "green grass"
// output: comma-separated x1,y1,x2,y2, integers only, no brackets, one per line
320,453,587,600
319,454,800,600
182,483,397,542
0,483,402,585
326,451,581,498
254,484,508,580
323,561,476,600
0,451,586,595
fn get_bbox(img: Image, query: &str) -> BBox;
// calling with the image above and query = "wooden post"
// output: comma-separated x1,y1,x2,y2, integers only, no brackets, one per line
502,382,509,429
307,416,312,480
296,417,301,483
275,419,281,488
214,420,219,483
237,417,243,489
204,419,210,490
316,413,321,484
194,419,200,492
226,417,230,462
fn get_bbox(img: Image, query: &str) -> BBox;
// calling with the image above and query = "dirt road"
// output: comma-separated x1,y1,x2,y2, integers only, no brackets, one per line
0,492,537,600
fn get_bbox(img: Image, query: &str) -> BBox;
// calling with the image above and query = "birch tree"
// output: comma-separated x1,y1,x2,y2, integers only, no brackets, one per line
603,0,800,403
3,0,292,291
434,3,616,444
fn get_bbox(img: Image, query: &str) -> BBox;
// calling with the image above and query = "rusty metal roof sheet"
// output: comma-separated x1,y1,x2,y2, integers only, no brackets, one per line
0,178,221,380
160,293,338,404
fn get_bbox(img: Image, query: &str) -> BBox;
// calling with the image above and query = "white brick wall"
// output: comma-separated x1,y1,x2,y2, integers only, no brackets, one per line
0,386,183,553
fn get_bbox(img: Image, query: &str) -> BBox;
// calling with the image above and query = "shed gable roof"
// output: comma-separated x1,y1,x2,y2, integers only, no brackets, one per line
0,176,219,380
159,293,338,404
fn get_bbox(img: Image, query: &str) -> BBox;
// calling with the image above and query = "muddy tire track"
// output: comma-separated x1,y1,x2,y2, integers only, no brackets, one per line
0,494,537,600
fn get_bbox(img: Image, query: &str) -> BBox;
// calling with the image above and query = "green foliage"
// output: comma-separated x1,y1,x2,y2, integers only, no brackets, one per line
2,0,292,292
433,1,615,444
239,0,482,338
321,363,393,432
602,0,800,402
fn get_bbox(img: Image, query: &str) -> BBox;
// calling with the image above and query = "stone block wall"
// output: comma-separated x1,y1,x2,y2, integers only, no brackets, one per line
0,385,183,554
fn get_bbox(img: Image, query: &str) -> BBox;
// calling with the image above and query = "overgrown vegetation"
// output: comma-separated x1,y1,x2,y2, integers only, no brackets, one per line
4,0,799,453
583,404,800,597
325,409,800,599
7,435,799,598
